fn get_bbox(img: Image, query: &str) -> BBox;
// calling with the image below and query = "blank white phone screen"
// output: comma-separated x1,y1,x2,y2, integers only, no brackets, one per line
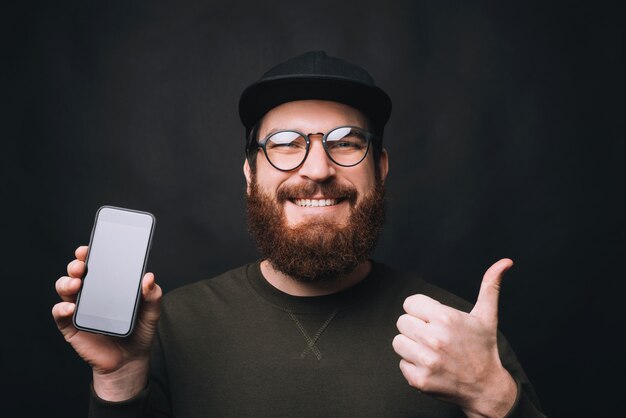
77,211,152,332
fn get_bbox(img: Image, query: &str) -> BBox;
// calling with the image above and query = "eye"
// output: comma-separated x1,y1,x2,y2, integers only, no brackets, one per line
265,131,306,151
329,140,364,149
267,142,302,149
326,128,368,151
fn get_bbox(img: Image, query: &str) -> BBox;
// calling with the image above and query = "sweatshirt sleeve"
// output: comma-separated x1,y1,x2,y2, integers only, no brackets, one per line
88,383,151,418
503,379,548,418
88,329,172,418
498,332,547,418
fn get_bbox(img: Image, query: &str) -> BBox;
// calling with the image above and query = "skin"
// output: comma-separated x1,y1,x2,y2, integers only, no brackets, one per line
393,259,518,417
244,100,389,297
53,100,517,415
52,246,161,401
246,100,387,228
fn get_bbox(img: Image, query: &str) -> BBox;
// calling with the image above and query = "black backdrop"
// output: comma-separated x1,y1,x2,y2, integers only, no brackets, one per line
5,1,624,416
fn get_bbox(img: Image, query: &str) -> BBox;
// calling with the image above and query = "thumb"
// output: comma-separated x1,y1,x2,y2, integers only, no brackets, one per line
470,258,514,326
140,272,162,318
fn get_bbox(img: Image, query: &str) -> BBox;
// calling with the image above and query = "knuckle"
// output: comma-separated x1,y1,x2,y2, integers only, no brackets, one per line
406,374,419,388
70,261,84,276
422,353,441,370
408,371,428,390
152,285,163,300
428,332,450,350
51,303,64,319
396,314,409,331
55,276,67,293
428,336,444,350
392,334,405,351
64,278,75,293
403,294,424,311
438,331,451,346
76,245,87,259
421,354,435,368
67,259,76,271
438,312,454,326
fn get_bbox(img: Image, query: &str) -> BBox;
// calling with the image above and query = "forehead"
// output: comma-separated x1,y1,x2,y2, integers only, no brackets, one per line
258,100,369,136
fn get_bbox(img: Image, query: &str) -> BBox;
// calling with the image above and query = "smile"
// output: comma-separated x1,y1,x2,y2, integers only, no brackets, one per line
293,198,339,207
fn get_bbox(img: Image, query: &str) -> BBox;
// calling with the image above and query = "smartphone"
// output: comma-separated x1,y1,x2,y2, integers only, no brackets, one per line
73,205,156,337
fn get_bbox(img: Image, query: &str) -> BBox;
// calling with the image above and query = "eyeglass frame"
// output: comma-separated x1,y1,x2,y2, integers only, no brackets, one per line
245,125,381,172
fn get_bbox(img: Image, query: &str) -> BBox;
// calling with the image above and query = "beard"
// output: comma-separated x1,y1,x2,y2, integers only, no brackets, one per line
246,173,385,282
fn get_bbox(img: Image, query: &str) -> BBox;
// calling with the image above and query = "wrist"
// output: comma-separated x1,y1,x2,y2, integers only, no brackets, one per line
93,358,149,402
463,369,518,418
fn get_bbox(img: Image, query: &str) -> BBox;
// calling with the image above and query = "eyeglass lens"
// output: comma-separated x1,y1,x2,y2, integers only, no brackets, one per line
264,127,369,170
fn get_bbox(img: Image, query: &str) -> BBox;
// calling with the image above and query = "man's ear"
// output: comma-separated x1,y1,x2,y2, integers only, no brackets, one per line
378,148,389,184
243,159,252,194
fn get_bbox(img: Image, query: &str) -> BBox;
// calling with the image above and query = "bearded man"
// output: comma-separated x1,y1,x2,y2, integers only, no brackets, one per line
53,51,545,417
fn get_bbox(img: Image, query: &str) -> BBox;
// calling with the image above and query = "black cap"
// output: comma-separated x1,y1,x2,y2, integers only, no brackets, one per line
239,51,392,139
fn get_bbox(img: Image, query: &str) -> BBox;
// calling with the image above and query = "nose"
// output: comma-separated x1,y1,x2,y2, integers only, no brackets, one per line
297,135,336,181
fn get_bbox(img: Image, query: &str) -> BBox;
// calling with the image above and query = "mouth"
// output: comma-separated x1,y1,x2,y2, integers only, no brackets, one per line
291,198,341,208
277,182,357,210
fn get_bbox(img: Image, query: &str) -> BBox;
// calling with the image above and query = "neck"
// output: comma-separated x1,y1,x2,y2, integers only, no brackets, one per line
260,259,372,297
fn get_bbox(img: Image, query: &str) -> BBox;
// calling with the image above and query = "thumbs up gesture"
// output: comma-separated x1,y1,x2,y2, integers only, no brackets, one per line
392,259,518,418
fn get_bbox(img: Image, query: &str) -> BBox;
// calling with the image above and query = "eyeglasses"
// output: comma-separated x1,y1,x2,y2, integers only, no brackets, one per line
250,126,378,171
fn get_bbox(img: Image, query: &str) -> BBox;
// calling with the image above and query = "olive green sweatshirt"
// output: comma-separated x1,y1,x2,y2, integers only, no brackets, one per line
89,261,545,417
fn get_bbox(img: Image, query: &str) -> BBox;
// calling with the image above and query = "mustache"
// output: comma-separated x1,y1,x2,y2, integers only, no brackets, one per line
276,180,358,205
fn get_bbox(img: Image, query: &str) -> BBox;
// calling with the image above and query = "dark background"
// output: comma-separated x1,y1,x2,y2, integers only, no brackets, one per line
5,0,624,416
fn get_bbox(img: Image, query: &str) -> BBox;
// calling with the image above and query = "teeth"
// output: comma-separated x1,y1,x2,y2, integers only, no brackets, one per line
294,198,338,207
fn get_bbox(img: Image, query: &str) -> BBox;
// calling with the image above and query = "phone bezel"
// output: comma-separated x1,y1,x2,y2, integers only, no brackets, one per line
72,205,156,337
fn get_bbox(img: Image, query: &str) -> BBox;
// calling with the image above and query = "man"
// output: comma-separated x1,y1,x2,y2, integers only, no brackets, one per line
53,51,545,417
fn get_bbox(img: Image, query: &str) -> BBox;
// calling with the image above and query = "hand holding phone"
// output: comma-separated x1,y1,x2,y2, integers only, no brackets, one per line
52,206,162,401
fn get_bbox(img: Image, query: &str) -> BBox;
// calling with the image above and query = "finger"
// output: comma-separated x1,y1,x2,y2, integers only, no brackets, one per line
399,359,427,390
470,258,514,325
67,259,86,278
397,315,454,353
51,301,77,338
138,273,162,323
393,334,441,371
55,276,82,302
399,359,446,394
403,294,449,324
396,313,428,342
141,273,161,302
75,246,88,261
